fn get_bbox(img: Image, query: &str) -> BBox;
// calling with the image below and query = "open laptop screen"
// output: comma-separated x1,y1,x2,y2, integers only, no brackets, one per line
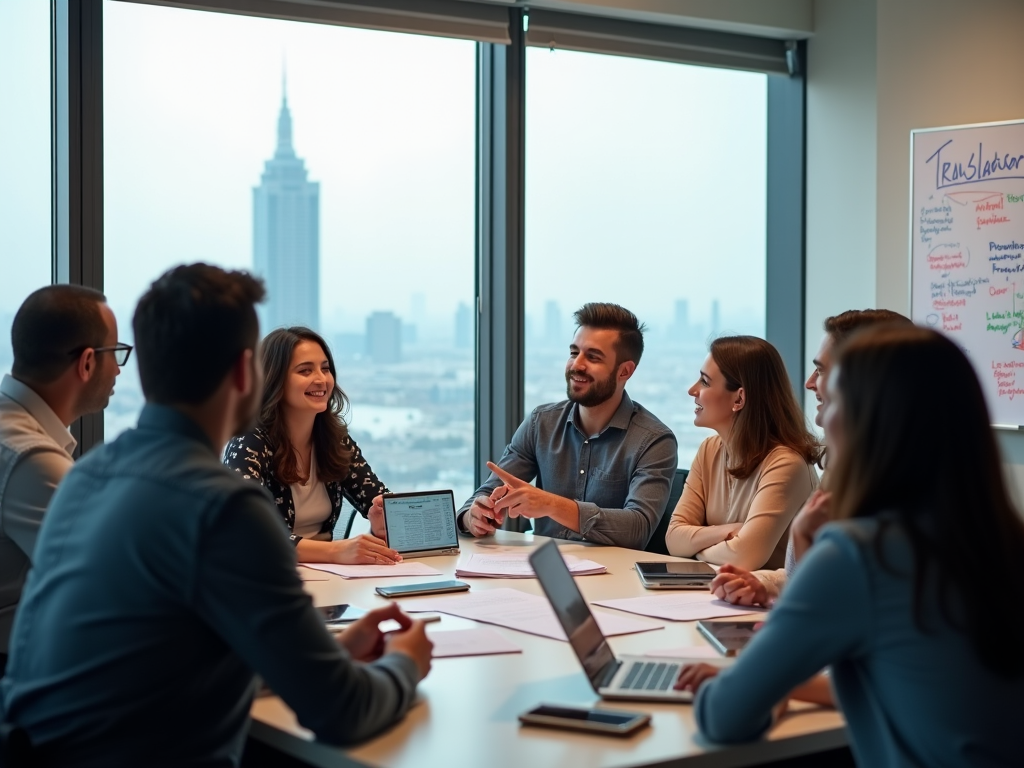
530,540,616,685
382,490,459,555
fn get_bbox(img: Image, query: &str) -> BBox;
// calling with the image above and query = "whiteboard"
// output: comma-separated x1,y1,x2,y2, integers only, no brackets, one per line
910,119,1024,428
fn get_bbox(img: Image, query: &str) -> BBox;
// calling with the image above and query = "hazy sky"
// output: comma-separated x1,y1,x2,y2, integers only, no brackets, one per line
1,0,767,339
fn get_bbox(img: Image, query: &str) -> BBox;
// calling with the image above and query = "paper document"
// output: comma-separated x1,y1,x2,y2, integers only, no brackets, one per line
405,587,661,641
298,561,442,579
455,551,606,578
592,592,761,622
296,567,330,582
427,627,522,658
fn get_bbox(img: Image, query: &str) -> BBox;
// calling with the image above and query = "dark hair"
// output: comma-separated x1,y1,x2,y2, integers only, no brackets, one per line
823,309,911,346
709,335,821,478
11,285,108,384
573,303,646,365
133,263,265,405
258,327,354,484
828,325,1024,677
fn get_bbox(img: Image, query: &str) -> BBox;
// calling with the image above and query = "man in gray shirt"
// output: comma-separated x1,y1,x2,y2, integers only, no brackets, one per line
0,264,432,767
458,303,677,550
0,285,125,674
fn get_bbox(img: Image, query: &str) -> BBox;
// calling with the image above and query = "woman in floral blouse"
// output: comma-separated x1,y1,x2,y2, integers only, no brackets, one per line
223,327,401,565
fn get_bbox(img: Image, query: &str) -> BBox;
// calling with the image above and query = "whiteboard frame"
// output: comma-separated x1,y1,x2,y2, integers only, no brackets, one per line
909,118,1024,431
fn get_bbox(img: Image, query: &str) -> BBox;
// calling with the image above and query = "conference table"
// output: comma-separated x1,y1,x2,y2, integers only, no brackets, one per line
249,532,847,768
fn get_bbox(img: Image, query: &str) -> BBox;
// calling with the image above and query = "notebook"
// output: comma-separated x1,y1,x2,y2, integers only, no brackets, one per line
529,540,731,702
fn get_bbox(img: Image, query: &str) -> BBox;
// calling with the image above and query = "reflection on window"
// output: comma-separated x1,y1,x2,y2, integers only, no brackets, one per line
0,0,51,375
103,3,476,511
524,49,768,466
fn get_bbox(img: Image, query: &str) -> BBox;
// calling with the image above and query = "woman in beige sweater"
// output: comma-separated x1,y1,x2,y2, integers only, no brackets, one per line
666,336,820,570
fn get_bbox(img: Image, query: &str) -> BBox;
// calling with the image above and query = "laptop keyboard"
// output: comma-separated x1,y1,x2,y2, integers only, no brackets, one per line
620,661,681,691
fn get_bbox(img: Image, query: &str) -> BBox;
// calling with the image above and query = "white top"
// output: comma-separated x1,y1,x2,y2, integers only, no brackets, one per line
290,447,331,540
0,374,77,652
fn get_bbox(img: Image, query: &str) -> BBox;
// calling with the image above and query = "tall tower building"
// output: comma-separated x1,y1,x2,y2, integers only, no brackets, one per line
253,78,320,332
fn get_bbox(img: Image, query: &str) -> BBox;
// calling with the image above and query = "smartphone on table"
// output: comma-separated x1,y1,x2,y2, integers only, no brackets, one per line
518,704,651,736
375,580,470,598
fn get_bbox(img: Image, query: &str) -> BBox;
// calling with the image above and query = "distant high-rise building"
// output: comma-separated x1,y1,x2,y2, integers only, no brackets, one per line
410,293,427,323
545,300,562,347
253,77,320,332
710,299,721,338
455,302,473,349
367,311,402,364
674,299,690,333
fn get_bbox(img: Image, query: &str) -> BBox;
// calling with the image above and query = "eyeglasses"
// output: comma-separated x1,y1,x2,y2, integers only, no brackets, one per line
68,343,133,366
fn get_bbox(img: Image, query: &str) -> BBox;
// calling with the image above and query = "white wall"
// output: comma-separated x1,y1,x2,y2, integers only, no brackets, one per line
807,0,1024,500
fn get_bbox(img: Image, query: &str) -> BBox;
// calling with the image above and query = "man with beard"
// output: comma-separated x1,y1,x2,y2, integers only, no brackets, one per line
0,285,125,675
0,264,433,767
457,303,677,549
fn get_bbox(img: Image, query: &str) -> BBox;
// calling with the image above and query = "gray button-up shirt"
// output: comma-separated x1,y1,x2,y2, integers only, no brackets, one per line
459,393,677,550
0,375,76,653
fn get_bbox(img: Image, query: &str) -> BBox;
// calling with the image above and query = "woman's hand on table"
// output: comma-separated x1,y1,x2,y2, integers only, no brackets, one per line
710,563,771,608
674,663,723,694
331,533,402,565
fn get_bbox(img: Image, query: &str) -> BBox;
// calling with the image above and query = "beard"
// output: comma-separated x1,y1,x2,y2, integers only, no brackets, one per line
565,367,618,408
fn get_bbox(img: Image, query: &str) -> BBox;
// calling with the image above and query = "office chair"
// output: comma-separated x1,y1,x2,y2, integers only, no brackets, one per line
644,468,688,555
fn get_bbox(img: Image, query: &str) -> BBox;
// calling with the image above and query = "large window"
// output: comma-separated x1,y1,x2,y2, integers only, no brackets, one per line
0,0,52,376
524,49,768,465
103,3,477,510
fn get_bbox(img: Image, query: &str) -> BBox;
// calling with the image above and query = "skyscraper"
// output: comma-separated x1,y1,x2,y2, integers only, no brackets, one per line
366,311,402,364
253,78,320,332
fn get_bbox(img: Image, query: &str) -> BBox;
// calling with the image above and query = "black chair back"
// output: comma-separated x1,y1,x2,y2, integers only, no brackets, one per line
644,468,688,555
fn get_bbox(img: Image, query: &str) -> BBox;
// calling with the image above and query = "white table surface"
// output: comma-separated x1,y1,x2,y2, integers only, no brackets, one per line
249,532,847,768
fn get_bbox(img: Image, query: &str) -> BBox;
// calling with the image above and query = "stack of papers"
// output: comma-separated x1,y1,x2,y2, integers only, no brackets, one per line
427,627,523,658
454,551,606,578
298,562,442,579
591,592,762,622
406,587,660,641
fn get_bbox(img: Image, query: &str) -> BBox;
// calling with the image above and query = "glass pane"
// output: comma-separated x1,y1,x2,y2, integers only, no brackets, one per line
103,3,476,507
0,0,52,375
524,49,768,466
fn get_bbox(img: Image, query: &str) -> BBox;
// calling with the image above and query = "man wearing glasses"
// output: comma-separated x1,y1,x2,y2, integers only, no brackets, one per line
0,285,129,675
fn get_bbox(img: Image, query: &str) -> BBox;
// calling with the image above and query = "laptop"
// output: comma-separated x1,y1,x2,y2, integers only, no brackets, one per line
382,490,461,558
529,540,731,703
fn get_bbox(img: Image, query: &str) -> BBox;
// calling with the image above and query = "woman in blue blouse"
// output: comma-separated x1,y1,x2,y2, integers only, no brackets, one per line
679,325,1024,767
224,327,401,565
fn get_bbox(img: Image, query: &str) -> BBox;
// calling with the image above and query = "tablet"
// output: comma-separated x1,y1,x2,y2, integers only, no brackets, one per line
636,561,716,589
382,490,460,558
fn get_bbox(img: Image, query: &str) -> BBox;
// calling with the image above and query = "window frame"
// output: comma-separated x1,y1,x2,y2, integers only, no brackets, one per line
52,0,805,477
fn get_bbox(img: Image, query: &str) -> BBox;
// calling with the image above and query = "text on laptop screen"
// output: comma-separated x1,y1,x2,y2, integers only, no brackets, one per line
384,492,458,552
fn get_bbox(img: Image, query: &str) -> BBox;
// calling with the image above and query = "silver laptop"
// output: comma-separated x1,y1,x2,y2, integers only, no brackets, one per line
529,540,731,703
382,490,460,558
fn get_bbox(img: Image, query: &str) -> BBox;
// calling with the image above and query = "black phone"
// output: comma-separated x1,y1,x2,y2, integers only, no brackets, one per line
375,580,469,598
317,604,367,625
518,704,650,736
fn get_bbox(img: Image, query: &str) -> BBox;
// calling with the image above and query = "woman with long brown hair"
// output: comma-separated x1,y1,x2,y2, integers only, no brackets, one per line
223,327,401,565
666,336,821,570
681,325,1024,765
